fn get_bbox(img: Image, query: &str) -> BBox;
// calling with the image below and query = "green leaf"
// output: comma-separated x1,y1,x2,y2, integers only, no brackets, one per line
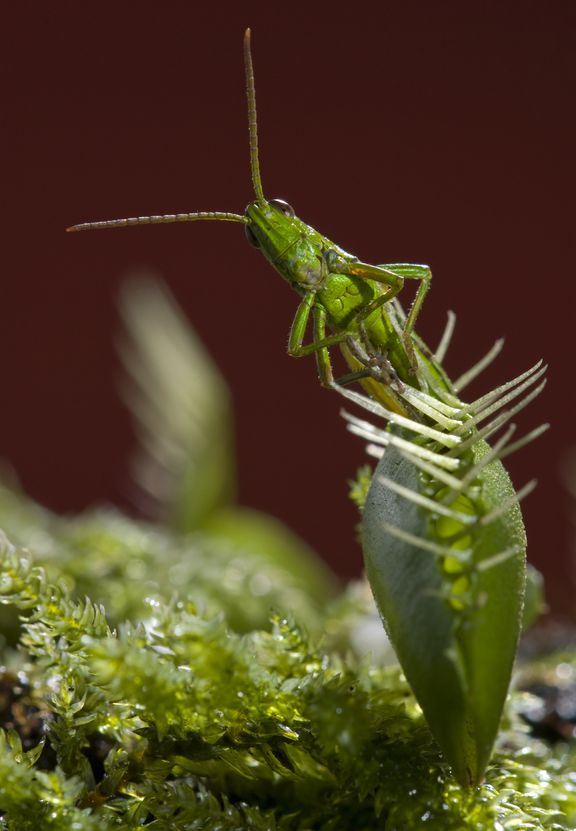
522,564,546,630
202,506,338,604
361,440,526,786
118,277,235,531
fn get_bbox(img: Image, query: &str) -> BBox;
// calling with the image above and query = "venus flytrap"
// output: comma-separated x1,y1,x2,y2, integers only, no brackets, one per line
339,301,547,785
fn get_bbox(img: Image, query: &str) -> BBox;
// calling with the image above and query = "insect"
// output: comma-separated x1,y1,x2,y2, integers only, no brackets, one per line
68,29,451,418
68,29,547,788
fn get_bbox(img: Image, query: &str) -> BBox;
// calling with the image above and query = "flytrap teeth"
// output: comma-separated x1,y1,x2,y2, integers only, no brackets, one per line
393,448,462,490
376,520,471,560
497,423,550,461
476,546,522,572
399,386,461,418
441,425,517,501
479,479,538,526
463,360,546,421
341,409,461,471
453,338,505,392
335,386,461,447
378,475,476,524
449,378,547,456
433,310,457,363
337,354,547,501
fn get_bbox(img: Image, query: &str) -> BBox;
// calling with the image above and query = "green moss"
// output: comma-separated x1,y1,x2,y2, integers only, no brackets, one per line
0,533,573,830
348,465,373,512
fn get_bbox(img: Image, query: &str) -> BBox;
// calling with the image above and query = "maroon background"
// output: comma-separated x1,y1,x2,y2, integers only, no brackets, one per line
1,2,575,610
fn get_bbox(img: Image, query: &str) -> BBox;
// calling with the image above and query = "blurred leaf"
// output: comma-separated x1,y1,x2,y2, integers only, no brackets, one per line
118,277,335,603
118,276,235,531
523,563,547,630
0,496,333,635
202,506,338,604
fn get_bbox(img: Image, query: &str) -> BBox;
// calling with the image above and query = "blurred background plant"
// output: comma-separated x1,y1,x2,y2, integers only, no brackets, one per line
0,279,346,640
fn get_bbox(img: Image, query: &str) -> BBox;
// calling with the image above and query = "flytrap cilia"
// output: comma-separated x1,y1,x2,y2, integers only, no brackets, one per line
68,29,548,787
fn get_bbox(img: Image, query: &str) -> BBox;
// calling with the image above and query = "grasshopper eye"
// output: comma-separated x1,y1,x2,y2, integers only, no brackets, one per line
245,224,260,247
269,198,295,218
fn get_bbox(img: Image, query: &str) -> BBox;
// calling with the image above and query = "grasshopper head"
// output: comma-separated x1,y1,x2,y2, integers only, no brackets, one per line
244,199,325,290
244,199,296,259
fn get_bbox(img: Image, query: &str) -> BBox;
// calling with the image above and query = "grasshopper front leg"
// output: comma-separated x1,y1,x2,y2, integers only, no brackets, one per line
288,292,380,388
288,291,402,388
288,291,348,386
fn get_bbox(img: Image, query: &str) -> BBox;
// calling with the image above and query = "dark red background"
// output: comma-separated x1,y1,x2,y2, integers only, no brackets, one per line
1,2,575,610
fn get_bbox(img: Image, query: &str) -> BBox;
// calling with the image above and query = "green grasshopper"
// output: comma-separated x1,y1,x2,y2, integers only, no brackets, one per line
68,29,547,788
68,29,448,418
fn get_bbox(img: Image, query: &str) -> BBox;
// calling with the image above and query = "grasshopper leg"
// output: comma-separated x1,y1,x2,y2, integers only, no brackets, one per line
324,252,420,374
288,293,385,390
312,308,386,388
377,263,433,376
345,334,402,390
330,255,433,378
312,305,336,386
288,292,348,386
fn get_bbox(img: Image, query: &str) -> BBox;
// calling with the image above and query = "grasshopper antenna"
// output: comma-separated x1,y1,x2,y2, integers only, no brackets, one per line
66,32,264,233
243,28,266,206
67,30,265,233
66,211,246,233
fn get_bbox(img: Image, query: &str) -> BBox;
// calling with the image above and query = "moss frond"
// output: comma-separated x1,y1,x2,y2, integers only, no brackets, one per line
0,534,573,829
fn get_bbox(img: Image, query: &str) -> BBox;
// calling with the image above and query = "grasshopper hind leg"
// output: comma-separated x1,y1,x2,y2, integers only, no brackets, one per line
378,263,433,380
344,331,404,391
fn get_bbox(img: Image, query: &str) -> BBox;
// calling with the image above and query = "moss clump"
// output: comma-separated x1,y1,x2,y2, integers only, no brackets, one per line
0,532,573,830
0,481,334,640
